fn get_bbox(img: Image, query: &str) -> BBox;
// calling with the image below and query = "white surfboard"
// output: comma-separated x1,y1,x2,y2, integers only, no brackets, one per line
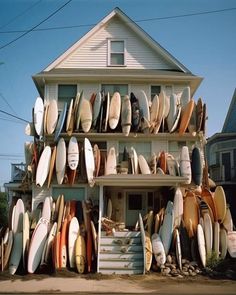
84,138,95,187
109,92,121,130
227,231,236,258
219,228,227,259
54,102,67,142
80,99,92,133
130,147,138,174
46,99,58,135
151,233,166,266
27,217,49,273
175,228,182,270
180,146,191,184
56,138,66,185
166,93,178,132
34,97,44,136
138,155,151,174
66,99,74,132
150,94,159,129
173,188,183,228
44,221,57,263
153,90,165,134
36,146,52,187
223,206,233,232
213,221,220,258
121,95,132,136
160,201,174,255
203,213,213,257
9,232,23,275
68,217,80,268
12,198,24,234
105,147,117,175
42,196,51,221
197,224,206,267
22,212,30,269
68,136,79,170
90,220,98,256
180,86,190,110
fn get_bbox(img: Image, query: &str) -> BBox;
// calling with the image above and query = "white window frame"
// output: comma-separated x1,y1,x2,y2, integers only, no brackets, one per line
107,39,126,67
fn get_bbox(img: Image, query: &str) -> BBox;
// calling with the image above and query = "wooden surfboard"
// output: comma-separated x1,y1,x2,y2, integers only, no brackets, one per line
60,217,68,268
203,213,213,258
47,146,57,188
75,235,86,274
150,94,159,130
214,186,227,223
188,101,197,135
183,191,199,237
138,155,151,174
109,92,121,130
197,224,206,267
105,147,117,175
153,90,165,134
80,99,92,133
179,98,194,135
93,144,101,177
130,147,138,174
196,98,203,132
121,95,132,136
46,99,58,135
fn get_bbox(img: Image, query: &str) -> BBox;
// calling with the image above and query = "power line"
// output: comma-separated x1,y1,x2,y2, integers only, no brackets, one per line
0,0,73,50
0,109,30,123
0,6,235,34
0,92,18,115
0,0,43,30
0,116,26,125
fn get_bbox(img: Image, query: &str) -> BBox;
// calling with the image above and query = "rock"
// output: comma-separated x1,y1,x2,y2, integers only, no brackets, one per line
181,259,189,265
162,267,171,275
170,269,178,276
182,266,188,272
182,271,189,276
166,255,172,264
189,264,195,271
177,274,184,278
160,264,165,269
190,261,198,267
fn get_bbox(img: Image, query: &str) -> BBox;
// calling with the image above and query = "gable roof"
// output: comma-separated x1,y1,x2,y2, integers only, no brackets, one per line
44,7,191,73
222,88,236,133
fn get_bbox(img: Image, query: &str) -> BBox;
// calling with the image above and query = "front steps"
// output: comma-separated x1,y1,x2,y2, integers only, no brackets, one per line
98,231,144,274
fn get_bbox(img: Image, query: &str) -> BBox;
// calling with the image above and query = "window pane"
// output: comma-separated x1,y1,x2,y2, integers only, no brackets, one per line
101,84,128,99
111,53,124,65
151,85,161,100
111,41,124,53
128,194,142,210
58,85,77,109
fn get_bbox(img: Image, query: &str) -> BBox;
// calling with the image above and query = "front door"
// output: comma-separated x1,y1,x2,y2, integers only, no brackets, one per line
126,192,146,228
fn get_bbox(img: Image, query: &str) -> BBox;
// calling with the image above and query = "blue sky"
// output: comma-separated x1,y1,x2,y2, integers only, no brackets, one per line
0,0,235,188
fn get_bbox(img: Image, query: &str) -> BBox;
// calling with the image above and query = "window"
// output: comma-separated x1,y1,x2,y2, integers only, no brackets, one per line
58,84,77,110
128,194,142,210
108,40,125,66
151,85,161,100
101,84,128,99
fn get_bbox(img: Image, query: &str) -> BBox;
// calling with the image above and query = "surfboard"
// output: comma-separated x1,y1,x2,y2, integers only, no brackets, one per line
197,224,206,267
80,99,92,133
66,99,74,134
160,201,174,255
179,220,191,260
47,146,56,189
103,92,110,132
46,99,58,135
203,213,213,258
153,90,165,134
12,198,24,234
68,217,79,268
54,102,67,142
121,95,132,136
170,104,181,133
75,235,86,274
130,147,138,174
179,98,194,135
75,91,84,131
159,151,167,174
56,138,66,185
227,231,236,258
93,144,101,177
150,94,159,130
213,221,220,258
166,154,180,176
42,196,51,221
191,146,202,186
27,217,49,273
175,228,182,270
53,231,61,269
44,222,57,263
36,146,51,187
201,103,207,134
151,233,166,266
90,220,98,256
84,138,95,186
188,101,197,135
201,188,217,222
180,146,192,184
139,213,146,274
3,230,13,270
145,231,152,272
68,136,79,171
136,90,150,122
105,147,117,175
223,205,233,232
138,155,151,174
22,211,30,269
9,232,23,275
214,186,227,223
130,92,140,132
219,228,227,259
60,217,68,268
183,191,199,237
57,195,64,234
92,92,102,128
166,93,177,132
109,92,121,130
34,97,44,137
196,97,203,132
163,92,170,120
180,86,190,110
173,188,183,228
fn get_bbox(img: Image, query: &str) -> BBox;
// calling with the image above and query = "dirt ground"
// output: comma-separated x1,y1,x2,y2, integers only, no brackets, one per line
0,270,236,294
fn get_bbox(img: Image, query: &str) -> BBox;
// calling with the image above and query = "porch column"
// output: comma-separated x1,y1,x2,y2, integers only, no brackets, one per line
97,184,103,273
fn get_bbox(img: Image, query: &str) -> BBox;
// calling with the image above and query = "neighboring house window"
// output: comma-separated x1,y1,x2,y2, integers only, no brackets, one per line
151,85,161,100
101,84,128,99
108,40,125,66
58,84,77,110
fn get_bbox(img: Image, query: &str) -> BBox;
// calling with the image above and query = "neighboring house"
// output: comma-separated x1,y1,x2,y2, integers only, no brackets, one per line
206,88,236,224
7,8,205,274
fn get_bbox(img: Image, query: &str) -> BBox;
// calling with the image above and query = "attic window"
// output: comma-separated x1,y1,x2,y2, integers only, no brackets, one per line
108,40,126,66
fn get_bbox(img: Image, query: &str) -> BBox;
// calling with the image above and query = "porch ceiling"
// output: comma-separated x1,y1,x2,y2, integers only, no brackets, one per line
94,174,189,187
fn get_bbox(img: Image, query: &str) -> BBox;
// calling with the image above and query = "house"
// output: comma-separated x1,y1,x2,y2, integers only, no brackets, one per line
206,88,236,224
10,7,205,274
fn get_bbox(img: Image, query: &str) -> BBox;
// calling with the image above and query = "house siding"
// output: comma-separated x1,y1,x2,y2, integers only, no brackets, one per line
56,17,176,70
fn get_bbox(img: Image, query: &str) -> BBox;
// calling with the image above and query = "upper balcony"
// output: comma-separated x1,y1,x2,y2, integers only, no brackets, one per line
209,164,236,185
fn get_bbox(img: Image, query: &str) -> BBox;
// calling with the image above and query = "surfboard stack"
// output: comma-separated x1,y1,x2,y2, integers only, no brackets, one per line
0,197,98,275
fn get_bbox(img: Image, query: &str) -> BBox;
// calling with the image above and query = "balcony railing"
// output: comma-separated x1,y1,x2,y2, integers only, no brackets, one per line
11,163,26,182
209,164,236,183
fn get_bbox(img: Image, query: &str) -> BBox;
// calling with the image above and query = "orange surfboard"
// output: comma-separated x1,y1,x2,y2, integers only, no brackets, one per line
179,98,195,135
183,191,199,237
60,218,68,268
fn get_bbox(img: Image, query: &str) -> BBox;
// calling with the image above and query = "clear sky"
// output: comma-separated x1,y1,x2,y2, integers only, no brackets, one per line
0,0,236,189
